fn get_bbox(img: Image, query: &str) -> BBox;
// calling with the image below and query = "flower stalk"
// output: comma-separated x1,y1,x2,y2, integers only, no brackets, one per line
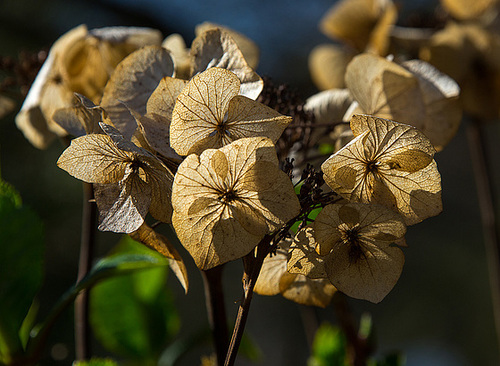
75,182,97,360
201,265,229,366
466,119,500,355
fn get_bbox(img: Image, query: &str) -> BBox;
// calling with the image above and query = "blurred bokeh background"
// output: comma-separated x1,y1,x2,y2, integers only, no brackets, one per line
1,0,499,365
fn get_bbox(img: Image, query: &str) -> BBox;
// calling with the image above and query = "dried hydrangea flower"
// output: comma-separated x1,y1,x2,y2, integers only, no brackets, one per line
170,67,292,156
440,0,497,20
314,202,406,303
420,22,500,120
344,53,462,151
195,22,260,70
57,123,174,233
254,234,336,308
100,46,175,140
308,43,357,91
190,27,263,99
319,0,397,55
171,137,300,270
321,114,442,225
15,25,162,149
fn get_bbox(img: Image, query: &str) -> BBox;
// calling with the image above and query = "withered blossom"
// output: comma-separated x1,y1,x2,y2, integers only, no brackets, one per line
16,25,162,149
344,53,462,151
57,123,174,233
254,233,336,308
321,114,442,225
171,137,300,270
170,67,291,156
100,46,175,140
420,22,500,120
314,202,406,303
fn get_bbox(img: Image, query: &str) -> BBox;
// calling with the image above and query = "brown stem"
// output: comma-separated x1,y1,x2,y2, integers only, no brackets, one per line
74,182,97,361
224,238,270,366
298,305,319,351
224,193,342,365
332,293,372,366
201,265,229,366
466,120,500,354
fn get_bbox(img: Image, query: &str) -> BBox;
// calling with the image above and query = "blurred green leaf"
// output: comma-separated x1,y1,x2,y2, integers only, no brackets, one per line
90,236,180,361
0,179,43,363
318,143,335,155
308,323,348,366
18,300,39,348
73,357,119,366
240,332,262,362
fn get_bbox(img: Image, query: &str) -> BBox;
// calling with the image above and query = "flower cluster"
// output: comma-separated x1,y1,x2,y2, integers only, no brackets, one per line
18,18,448,306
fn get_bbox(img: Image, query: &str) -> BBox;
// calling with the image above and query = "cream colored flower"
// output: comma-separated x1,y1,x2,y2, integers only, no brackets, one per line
16,25,162,149
254,233,336,308
171,137,300,270
57,123,173,233
321,114,442,225
344,53,462,151
314,202,406,303
170,67,291,156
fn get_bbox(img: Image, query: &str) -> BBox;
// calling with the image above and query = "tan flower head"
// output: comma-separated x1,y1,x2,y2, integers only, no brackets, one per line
170,67,292,156
195,22,260,71
314,202,406,303
100,46,175,140
171,137,300,270
321,114,442,225
440,0,498,20
320,0,397,55
420,22,500,120
254,235,336,308
308,44,356,91
15,25,162,149
57,122,174,233
190,28,263,99
345,53,462,151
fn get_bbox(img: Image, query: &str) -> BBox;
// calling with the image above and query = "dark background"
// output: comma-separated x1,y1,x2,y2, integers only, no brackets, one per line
1,0,499,365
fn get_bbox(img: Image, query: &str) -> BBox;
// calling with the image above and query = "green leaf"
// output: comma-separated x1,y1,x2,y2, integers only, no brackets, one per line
18,300,39,348
0,180,44,363
291,206,323,233
239,332,262,362
90,236,180,361
73,357,119,366
308,323,348,366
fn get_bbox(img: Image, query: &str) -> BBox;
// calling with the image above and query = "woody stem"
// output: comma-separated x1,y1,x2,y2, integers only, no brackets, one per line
202,265,229,366
224,236,271,366
466,119,500,355
75,182,97,360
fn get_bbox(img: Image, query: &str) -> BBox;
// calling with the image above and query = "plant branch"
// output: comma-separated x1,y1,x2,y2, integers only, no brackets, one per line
332,293,372,366
201,265,229,366
466,120,500,354
74,182,97,361
224,238,270,366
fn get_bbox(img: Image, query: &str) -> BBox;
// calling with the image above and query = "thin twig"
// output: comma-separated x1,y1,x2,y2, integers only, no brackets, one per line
332,293,372,366
201,265,229,366
466,120,500,354
224,240,270,366
74,182,97,361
